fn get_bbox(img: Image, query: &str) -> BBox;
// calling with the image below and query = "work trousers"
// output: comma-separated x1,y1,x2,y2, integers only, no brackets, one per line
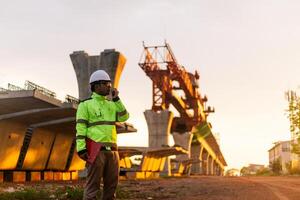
83,150,120,200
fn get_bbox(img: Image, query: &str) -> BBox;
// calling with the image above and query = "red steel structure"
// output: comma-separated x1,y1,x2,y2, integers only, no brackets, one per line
139,42,215,132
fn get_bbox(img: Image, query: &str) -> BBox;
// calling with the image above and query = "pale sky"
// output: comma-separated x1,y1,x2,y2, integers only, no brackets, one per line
1,0,300,169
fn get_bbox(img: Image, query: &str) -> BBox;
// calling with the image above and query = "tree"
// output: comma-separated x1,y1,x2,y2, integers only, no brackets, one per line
240,167,250,176
271,158,282,174
225,168,239,176
286,90,300,155
256,167,272,176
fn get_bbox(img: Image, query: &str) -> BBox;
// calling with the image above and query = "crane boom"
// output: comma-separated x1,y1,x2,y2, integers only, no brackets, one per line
139,42,214,131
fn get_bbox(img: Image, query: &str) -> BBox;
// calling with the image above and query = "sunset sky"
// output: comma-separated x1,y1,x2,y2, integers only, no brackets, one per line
1,0,300,169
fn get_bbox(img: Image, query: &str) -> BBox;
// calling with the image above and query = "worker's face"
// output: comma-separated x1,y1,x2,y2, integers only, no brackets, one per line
95,81,111,96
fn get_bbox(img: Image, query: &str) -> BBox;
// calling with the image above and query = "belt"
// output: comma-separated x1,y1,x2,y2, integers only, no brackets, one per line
100,146,118,151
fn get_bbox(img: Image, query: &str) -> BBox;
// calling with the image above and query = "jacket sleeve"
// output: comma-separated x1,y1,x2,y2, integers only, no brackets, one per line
113,98,129,122
76,102,89,153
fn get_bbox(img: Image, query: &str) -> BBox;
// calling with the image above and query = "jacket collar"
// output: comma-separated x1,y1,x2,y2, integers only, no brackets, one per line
91,92,106,101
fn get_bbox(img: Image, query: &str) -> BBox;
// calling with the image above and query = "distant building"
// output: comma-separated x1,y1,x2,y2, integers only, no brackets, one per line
290,141,300,170
240,164,265,176
268,140,291,174
268,140,300,173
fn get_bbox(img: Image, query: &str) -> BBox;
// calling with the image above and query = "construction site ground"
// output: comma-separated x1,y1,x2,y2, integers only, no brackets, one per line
0,176,300,200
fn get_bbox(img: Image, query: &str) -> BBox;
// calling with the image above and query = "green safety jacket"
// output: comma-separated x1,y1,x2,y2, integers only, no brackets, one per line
76,92,129,154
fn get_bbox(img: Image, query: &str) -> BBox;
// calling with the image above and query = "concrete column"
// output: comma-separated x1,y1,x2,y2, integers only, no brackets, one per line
190,143,201,174
213,161,217,175
144,110,173,148
199,146,204,174
172,132,193,160
144,110,173,175
199,149,207,175
219,167,223,176
216,165,220,176
206,155,210,175
210,159,215,175
221,166,224,176
216,162,220,175
70,49,126,100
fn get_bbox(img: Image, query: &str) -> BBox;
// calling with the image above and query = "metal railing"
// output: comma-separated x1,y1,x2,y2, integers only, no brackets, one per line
65,94,79,104
24,80,56,98
8,83,24,91
0,87,8,92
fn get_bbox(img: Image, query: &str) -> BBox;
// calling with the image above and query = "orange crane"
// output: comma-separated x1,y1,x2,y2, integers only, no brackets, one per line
139,42,214,132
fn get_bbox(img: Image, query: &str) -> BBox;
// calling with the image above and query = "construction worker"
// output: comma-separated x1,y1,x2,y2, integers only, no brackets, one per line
76,69,129,200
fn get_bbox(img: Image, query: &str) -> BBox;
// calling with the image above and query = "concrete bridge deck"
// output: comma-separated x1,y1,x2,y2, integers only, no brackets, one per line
0,89,136,182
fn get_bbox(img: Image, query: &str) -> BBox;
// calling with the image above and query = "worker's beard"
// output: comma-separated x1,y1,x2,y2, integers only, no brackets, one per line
103,90,110,96
97,89,110,96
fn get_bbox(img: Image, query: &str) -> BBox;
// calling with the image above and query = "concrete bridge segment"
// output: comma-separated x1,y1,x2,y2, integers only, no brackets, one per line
0,88,136,181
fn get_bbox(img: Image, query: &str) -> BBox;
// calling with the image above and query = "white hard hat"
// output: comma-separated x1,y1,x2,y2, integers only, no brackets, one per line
89,70,111,83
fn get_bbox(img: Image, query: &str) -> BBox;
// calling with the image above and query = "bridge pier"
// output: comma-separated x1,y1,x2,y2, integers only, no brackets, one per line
70,49,126,100
214,164,218,175
203,151,209,175
144,110,173,176
207,155,210,175
190,143,202,174
210,158,214,175
215,162,220,175
172,132,193,175
220,166,225,176
172,132,192,160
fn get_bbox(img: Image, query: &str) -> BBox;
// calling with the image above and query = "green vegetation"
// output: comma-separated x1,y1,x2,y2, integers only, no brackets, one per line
240,166,273,176
0,185,130,200
53,186,83,200
116,186,131,199
286,90,300,155
285,90,300,175
255,167,273,176
285,161,300,175
0,189,49,200
271,158,282,175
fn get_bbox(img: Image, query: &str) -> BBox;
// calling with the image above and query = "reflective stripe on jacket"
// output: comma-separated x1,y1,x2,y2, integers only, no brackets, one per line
76,92,129,152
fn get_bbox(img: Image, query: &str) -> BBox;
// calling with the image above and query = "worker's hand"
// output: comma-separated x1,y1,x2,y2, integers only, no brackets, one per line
111,88,119,100
78,150,89,161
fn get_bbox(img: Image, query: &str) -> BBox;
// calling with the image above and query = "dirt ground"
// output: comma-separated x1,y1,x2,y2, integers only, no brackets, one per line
1,176,300,200
118,176,300,200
